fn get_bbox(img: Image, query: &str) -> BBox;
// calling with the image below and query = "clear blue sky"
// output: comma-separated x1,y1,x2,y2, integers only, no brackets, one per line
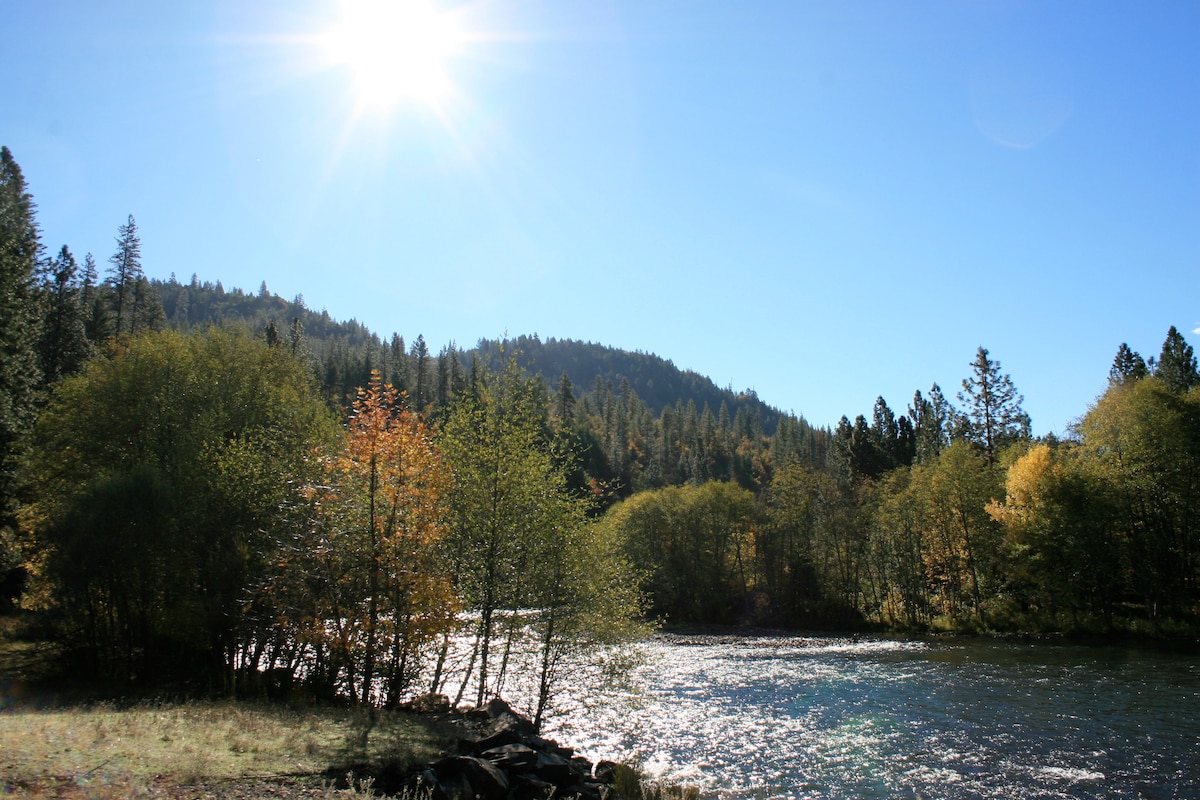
5,1,1198,435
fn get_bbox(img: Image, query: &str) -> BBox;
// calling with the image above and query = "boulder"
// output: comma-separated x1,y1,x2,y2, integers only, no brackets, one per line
430,755,510,800
478,742,539,771
398,697,622,800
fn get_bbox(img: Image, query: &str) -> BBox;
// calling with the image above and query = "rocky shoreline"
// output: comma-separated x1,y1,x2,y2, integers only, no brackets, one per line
342,696,632,800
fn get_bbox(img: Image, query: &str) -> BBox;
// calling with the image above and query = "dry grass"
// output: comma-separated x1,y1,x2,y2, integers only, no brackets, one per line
0,699,454,798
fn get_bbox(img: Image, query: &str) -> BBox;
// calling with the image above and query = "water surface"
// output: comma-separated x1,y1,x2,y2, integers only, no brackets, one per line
540,634,1199,799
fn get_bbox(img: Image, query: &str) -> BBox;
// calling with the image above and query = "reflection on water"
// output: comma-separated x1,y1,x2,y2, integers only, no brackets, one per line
529,635,1200,799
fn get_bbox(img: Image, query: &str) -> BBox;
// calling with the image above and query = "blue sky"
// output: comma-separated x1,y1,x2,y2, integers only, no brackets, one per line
4,1,1198,435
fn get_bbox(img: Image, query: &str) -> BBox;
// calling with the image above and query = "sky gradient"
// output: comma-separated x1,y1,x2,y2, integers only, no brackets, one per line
5,1,1198,435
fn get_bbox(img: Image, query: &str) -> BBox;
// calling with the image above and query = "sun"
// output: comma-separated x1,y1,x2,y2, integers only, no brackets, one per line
324,0,463,108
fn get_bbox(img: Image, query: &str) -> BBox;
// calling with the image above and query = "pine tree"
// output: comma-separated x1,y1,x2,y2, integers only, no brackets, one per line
1153,326,1198,394
957,347,1030,463
38,245,91,385
107,215,143,335
79,252,110,342
130,275,166,335
910,385,952,464
1109,343,1148,386
410,334,432,413
0,146,44,532
554,371,576,428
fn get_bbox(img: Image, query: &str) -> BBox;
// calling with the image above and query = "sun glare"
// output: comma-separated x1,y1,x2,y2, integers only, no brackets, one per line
325,0,462,108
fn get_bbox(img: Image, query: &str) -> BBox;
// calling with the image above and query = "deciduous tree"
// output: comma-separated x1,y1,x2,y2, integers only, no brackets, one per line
28,328,337,686
282,371,457,704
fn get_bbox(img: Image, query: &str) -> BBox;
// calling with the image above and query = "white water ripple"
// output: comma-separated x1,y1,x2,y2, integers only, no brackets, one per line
537,634,1200,800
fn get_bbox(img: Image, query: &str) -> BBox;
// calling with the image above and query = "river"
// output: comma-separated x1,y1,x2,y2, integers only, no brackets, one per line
534,634,1199,799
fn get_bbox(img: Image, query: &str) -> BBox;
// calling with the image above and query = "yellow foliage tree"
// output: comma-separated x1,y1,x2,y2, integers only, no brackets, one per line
285,371,458,704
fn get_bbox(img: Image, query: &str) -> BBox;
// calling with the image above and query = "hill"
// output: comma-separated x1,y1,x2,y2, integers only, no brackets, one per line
475,334,785,436
154,276,794,435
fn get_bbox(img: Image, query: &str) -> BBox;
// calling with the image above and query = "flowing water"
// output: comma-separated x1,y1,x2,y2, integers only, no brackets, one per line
535,634,1200,799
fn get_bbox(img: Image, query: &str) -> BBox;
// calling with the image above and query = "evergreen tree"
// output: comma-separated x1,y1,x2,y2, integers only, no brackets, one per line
79,252,110,342
130,274,166,335
388,333,408,393
1109,343,1148,386
107,214,143,335
870,396,900,472
554,371,576,428
411,334,432,413
38,245,91,385
957,347,1030,463
909,385,952,464
1153,326,1198,394
0,146,44,535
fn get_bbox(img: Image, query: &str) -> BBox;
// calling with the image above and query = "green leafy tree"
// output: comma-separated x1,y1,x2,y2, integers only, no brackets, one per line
865,467,931,629
917,441,1006,626
986,442,1123,630
438,355,564,706
524,486,647,730
760,464,851,625
606,481,758,625
1075,377,1200,623
27,328,337,687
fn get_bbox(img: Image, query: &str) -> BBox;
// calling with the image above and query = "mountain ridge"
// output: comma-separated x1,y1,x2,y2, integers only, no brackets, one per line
154,276,801,435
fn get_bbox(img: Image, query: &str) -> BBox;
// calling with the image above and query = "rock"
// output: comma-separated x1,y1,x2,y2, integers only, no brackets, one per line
532,750,581,787
472,728,525,753
479,742,539,771
509,773,557,800
483,697,537,735
430,755,510,800
397,697,630,800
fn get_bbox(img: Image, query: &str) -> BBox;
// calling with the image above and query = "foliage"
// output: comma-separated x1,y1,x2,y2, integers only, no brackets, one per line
25,328,338,686
8,151,1200,687
605,481,759,625
1073,374,1200,625
957,347,1031,463
0,146,43,539
276,371,458,704
437,354,648,722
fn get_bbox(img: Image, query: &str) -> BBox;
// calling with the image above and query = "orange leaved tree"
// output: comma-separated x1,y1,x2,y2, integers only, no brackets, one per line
284,370,458,704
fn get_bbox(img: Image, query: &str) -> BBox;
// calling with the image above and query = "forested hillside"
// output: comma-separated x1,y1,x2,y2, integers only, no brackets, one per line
474,335,785,434
151,274,823,496
3,146,1200,708
154,277,788,432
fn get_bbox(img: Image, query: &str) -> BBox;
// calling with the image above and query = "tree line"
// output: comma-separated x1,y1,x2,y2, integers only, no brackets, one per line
4,143,1199,720
1,147,647,719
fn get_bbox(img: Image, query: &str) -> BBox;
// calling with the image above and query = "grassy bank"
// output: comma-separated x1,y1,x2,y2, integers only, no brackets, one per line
0,616,455,798
0,699,461,798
